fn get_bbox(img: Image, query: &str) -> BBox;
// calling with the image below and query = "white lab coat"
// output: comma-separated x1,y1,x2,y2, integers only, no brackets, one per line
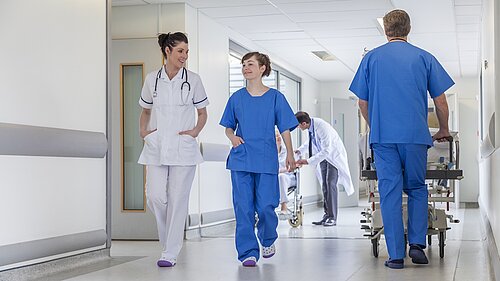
138,66,209,166
297,118,355,196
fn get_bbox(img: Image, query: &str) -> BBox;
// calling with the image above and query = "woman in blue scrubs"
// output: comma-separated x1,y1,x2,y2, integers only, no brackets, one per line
220,52,298,267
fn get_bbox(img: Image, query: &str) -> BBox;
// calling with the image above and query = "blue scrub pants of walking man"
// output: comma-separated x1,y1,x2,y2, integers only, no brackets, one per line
231,171,280,261
372,143,428,260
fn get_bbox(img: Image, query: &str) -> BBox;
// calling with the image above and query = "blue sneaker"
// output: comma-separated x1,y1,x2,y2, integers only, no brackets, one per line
409,244,429,264
384,259,404,269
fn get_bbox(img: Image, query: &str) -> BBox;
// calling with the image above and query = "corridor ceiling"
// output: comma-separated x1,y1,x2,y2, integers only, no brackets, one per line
112,0,482,81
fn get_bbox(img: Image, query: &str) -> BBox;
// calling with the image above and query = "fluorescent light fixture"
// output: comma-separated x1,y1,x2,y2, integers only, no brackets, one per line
311,51,337,61
376,17,385,35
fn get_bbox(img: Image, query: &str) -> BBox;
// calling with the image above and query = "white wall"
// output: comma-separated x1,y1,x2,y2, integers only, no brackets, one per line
479,0,500,257
0,0,106,268
450,78,480,203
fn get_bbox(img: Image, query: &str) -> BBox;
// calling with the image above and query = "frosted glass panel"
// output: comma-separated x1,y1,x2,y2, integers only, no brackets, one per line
122,65,145,211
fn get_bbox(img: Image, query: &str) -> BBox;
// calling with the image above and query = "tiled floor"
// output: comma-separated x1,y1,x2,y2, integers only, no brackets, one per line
28,205,496,280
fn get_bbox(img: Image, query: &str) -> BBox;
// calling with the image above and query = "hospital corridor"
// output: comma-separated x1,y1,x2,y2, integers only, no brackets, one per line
0,0,499,281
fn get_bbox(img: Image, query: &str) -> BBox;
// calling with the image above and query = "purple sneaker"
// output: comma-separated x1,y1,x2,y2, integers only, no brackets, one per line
262,244,275,258
242,256,257,267
157,259,176,267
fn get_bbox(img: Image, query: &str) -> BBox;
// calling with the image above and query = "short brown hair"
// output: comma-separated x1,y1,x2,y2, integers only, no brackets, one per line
383,9,411,37
295,111,311,124
241,52,272,77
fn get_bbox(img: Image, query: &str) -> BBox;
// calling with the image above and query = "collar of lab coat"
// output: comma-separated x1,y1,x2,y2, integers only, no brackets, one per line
309,118,315,137
161,65,184,82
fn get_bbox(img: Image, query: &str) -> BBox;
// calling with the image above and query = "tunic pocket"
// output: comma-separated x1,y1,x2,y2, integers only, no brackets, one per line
179,134,199,160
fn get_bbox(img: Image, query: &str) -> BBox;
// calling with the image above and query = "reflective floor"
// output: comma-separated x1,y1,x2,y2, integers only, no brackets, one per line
32,205,495,281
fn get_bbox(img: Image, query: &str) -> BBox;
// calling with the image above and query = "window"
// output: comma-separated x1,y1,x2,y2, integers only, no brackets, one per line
229,54,245,95
120,64,146,212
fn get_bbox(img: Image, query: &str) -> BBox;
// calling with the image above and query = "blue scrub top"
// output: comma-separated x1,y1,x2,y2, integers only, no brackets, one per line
349,41,454,147
220,88,298,174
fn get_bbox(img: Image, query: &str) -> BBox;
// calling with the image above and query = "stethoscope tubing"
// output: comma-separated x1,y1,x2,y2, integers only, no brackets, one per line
153,66,191,104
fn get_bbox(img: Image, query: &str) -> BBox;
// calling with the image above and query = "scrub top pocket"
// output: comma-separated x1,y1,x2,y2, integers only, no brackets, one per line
227,144,247,170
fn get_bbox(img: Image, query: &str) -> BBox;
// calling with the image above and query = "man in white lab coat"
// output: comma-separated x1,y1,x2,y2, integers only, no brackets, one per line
295,111,354,226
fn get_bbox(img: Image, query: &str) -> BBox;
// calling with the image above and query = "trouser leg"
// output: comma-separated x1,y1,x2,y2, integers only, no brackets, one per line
255,173,280,247
400,144,428,248
278,173,290,204
373,144,405,260
160,165,196,261
325,163,339,221
320,161,329,218
231,171,259,261
145,165,169,252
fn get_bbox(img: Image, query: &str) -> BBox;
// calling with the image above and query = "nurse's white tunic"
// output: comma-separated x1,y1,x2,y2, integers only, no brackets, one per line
138,66,209,166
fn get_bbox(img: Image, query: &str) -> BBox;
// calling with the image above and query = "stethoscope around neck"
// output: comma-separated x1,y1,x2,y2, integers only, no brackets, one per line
153,66,191,105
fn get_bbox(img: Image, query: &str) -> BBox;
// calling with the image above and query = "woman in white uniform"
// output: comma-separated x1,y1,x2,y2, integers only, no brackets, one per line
138,32,209,267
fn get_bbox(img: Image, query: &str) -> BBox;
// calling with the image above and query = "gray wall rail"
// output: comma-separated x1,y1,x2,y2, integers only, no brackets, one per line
0,123,107,158
0,230,107,267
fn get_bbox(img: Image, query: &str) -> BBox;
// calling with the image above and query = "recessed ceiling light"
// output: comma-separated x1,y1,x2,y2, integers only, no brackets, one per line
311,51,336,61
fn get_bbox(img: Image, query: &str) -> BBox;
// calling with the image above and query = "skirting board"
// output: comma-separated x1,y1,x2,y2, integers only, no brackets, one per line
480,207,500,281
187,194,322,227
0,249,110,281
0,230,107,269
186,195,323,239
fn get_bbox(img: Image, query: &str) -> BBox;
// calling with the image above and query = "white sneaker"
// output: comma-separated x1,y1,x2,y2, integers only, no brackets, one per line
262,244,276,258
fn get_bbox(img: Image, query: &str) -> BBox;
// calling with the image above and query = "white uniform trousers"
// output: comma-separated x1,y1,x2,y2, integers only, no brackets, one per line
278,173,296,204
146,165,196,261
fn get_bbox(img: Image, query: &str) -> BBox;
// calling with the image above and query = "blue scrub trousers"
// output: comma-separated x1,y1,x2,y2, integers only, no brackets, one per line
231,171,280,261
372,143,428,260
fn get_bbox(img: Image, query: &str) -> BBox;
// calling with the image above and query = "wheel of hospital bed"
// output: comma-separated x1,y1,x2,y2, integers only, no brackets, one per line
439,231,445,258
371,238,379,257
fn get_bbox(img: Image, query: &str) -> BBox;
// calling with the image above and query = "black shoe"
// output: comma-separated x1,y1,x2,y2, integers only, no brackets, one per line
384,259,404,269
409,244,429,264
312,217,327,225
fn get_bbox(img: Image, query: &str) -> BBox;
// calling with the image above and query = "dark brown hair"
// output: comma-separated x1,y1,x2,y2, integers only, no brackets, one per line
383,9,411,38
241,52,272,77
158,32,188,59
295,111,311,124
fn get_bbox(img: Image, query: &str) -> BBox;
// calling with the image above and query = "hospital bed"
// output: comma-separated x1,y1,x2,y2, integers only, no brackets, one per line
359,131,463,258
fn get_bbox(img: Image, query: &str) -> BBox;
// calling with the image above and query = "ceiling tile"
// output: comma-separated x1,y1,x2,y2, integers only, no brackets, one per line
199,4,280,18
245,31,310,40
215,14,299,33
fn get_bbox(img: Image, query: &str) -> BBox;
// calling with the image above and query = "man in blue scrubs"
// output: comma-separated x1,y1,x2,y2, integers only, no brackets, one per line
349,9,453,269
